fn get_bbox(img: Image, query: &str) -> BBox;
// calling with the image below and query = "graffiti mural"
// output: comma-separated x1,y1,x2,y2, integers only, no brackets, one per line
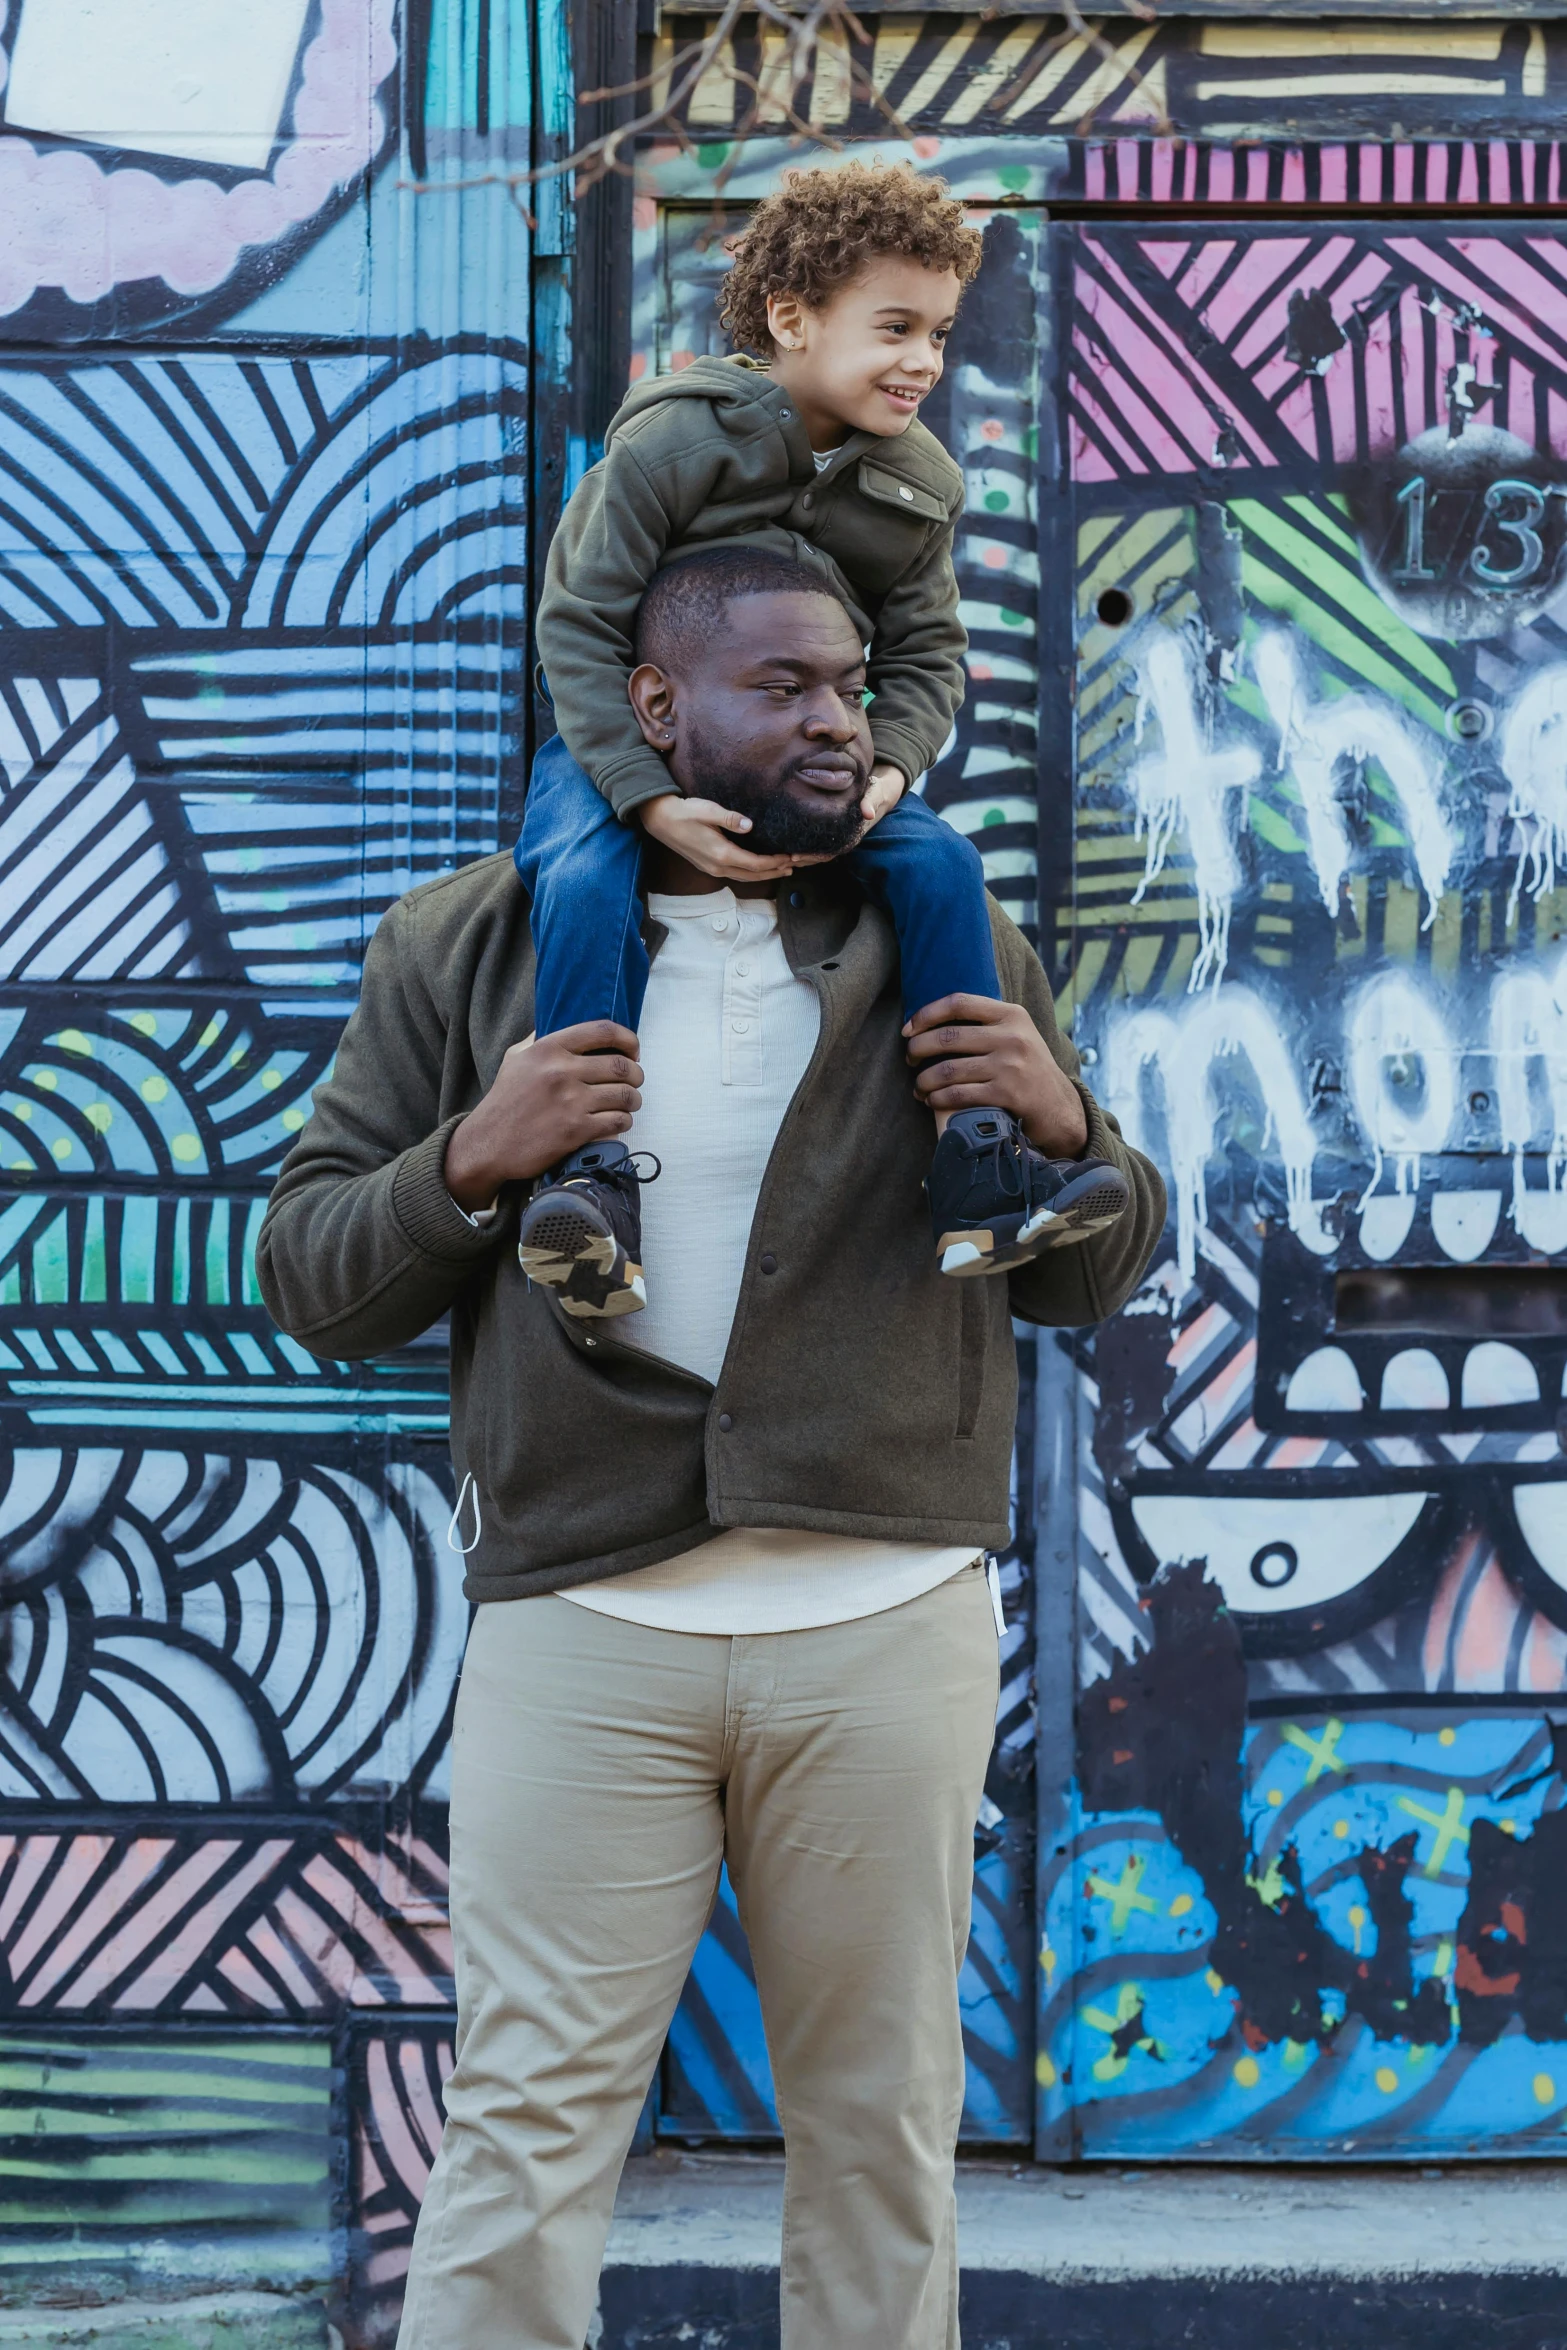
8,4,1567,2330
650,11,1566,154
1056,213,1567,2157
0,0,540,2332
0,2027,337,2306
0,0,400,336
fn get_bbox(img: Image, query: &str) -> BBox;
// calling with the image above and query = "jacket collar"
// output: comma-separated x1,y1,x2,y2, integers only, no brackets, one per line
611,351,952,497
636,872,876,1013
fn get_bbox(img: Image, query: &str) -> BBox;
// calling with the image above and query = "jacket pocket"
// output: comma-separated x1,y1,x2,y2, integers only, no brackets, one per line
956,1282,987,1441
857,459,951,525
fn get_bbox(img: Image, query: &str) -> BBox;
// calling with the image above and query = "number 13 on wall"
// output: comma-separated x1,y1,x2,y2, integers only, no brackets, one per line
1394,471,1560,588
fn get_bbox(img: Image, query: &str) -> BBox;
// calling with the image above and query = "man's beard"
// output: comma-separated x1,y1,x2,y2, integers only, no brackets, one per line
683,724,866,858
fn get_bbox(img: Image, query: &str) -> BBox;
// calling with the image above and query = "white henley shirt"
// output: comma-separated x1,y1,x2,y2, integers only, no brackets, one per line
560,885,981,1635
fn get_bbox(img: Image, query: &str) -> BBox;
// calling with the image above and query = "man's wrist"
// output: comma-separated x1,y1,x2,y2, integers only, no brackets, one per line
1022,1081,1090,1158
390,1120,507,1262
450,1195,497,1227
443,1118,503,1214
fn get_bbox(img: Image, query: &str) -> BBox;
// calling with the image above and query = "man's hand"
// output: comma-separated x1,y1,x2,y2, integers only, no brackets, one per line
859,760,907,827
638,793,799,882
904,996,1090,1157
444,1023,643,1211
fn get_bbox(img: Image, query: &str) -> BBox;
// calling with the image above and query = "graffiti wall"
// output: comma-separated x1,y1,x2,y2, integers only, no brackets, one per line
8,5,1567,2337
1051,209,1567,2158
0,0,540,2335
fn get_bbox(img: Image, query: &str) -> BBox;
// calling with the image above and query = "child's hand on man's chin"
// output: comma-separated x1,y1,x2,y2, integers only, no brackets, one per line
859,762,907,826
637,792,800,883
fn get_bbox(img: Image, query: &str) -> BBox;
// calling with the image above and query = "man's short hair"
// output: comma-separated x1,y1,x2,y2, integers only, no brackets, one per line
633,545,848,674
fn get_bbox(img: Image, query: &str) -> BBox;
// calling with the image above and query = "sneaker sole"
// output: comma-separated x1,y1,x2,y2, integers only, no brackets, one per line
518,1209,646,1319
938,1172,1131,1277
558,1261,647,1318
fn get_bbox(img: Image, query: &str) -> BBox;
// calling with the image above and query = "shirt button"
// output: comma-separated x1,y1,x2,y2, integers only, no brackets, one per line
712,916,730,933
736,961,750,976
718,1412,733,1432
760,1253,777,1275
731,1019,750,1034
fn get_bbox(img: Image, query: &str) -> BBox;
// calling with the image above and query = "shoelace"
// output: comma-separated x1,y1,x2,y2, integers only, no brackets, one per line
560,1150,661,1198
966,1122,1024,1205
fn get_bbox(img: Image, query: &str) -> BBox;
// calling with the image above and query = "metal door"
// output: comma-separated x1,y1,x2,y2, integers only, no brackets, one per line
1043,215,1567,2158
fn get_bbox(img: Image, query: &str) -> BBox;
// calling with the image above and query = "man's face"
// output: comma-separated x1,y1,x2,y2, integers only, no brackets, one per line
651,590,874,856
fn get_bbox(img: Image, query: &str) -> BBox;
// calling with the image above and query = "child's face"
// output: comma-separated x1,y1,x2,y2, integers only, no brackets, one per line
765,256,962,448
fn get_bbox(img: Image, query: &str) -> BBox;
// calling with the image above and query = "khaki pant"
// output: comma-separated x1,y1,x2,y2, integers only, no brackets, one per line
397,1570,999,2350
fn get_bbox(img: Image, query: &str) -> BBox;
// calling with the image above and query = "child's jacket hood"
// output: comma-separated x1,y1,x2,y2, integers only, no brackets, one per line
605,352,960,509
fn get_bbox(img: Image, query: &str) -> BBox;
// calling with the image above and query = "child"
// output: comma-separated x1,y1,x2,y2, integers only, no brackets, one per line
515,161,1128,1317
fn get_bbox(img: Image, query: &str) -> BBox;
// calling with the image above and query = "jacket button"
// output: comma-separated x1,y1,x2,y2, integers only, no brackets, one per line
760,1253,777,1275
789,890,803,907
779,408,792,421
718,1412,734,1432
802,493,813,509
898,485,914,501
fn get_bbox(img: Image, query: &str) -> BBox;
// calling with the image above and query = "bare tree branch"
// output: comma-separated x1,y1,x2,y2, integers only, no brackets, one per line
1059,3,1172,138
395,2,1166,221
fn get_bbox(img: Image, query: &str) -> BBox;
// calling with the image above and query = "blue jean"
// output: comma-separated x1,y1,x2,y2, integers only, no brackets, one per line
515,735,1001,1036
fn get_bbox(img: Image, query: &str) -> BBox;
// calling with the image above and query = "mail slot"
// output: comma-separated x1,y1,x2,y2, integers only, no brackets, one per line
1335,1266,1567,1341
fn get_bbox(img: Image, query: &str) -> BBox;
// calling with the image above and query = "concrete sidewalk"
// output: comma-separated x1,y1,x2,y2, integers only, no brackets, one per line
596,2152,1567,2347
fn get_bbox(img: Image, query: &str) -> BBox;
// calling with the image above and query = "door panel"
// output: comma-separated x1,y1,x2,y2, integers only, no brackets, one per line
1051,217,1567,2157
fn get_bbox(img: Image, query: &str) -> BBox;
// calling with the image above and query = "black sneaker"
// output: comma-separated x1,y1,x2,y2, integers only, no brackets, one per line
929,1108,1130,1278
516,1142,658,1319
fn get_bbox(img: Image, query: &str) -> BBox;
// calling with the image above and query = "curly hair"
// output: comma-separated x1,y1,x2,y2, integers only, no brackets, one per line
717,161,984,358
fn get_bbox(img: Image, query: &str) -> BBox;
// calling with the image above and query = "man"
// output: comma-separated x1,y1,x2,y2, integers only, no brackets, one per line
259,548,1164,2349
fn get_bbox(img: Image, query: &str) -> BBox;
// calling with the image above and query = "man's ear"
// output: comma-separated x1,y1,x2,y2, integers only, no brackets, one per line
628,662,677,751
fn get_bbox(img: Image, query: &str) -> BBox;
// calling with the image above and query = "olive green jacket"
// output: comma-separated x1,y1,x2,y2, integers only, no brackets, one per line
257,855,1166,1605
536,354,968,820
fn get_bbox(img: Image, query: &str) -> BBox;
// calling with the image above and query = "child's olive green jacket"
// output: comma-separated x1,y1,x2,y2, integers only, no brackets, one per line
536,354,967,820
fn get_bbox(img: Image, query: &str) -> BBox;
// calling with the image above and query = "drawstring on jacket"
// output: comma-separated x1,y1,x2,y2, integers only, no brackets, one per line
447,1473,483,1556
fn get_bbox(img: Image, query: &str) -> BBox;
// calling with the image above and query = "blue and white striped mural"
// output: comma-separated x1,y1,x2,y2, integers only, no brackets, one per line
0,2,536,2335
